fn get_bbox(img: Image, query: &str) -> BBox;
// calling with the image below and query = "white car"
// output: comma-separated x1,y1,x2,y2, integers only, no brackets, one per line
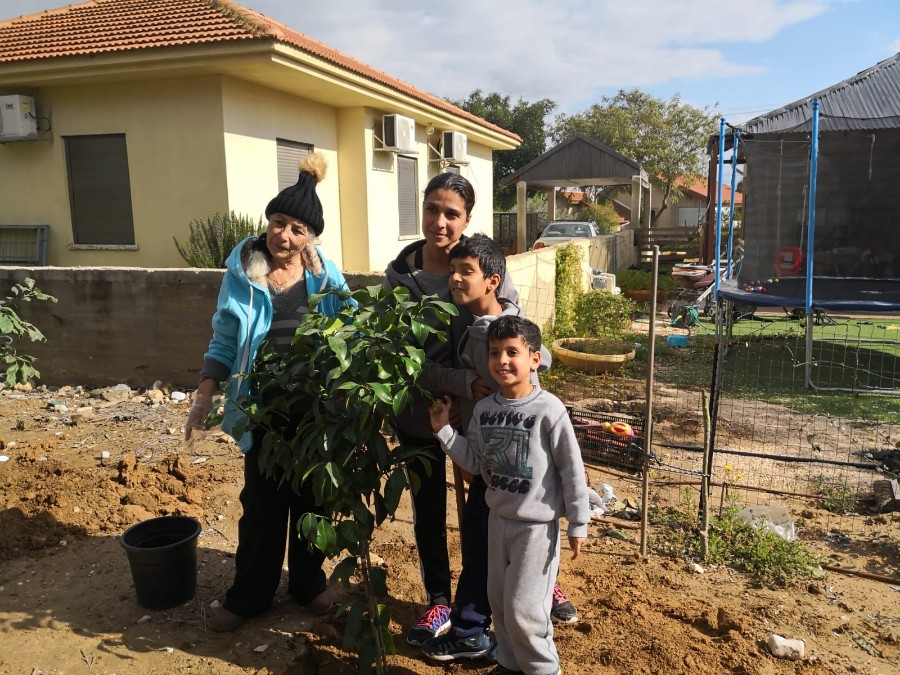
532,220,601,249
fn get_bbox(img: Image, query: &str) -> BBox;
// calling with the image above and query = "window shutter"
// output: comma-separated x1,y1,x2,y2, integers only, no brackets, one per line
397,156,418,237
277,139,312,191
65,135,135,245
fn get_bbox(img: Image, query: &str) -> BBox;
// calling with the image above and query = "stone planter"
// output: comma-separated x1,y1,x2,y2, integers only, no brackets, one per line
551,338,636,374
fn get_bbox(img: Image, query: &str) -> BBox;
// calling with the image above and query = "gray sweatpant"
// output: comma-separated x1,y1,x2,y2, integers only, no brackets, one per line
487,512,560,675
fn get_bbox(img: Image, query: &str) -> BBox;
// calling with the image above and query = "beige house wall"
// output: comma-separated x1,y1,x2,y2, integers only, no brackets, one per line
220,77,345,265
1,77,229,267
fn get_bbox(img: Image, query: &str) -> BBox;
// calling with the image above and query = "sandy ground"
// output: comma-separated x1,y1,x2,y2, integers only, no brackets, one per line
0,385,898,674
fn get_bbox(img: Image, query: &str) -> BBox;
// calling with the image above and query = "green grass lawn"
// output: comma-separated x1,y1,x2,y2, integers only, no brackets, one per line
650,313,900,422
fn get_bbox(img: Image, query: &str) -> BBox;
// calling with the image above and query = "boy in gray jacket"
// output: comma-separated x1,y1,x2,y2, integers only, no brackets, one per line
429,315,589,675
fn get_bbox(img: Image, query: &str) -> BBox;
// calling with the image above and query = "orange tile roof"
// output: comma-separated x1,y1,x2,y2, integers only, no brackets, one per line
0,0,520,142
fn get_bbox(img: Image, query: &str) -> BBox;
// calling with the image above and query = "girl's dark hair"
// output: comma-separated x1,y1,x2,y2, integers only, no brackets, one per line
423,172,476,216
488,315,542,352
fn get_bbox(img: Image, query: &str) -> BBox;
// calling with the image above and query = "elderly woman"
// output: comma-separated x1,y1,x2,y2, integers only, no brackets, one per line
184,153,355,632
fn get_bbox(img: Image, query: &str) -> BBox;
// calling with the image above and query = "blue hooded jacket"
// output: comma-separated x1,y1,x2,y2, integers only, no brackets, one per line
205,235,355,452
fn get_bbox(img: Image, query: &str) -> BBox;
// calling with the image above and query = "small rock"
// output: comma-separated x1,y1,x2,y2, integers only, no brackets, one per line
91,384,133,402
6,441,17,450
59,539,67,547
13,382,33,392
767,633,805,660
170,391,188,402
146,389,165,401
100,451,111,460
136,614,152,624
0,455,8,462
253,644,269,653
209,599,220,609
689,563,706,574
166,427,177,435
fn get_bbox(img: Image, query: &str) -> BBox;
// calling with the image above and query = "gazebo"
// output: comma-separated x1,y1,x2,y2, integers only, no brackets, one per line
502,133,651,252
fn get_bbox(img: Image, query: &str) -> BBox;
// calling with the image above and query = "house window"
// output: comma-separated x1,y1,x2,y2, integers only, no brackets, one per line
398,156,418,237
64,134,135,245
277,139,312,191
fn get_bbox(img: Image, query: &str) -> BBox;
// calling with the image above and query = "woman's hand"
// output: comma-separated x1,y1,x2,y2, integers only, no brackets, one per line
184,378,218,441
429,395,452,432
471,377,492,401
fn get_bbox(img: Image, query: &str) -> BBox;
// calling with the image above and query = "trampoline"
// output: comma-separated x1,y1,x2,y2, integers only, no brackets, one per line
719,277,900,313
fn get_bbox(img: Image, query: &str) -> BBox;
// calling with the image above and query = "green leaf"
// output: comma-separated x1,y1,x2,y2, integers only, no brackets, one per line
370,382,393,406
369,565,388,598
315,518,336,552
383,467,406,515
409,319,429,345
327,335,350,369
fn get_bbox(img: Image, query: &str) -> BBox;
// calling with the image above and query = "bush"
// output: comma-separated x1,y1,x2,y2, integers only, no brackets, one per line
174,211,266,268
571,290,636,339
577,199,620,234
552,244,583,338
0,278,57,388
616,267,678,295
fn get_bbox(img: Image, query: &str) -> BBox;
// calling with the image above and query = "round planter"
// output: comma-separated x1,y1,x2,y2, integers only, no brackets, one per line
552,338,636,373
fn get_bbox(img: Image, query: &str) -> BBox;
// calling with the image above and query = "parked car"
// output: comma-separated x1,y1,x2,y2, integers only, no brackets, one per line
532,220,601,249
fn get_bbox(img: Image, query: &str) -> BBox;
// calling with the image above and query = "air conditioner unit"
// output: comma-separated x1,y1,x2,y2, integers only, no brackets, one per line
382,114,417,153
441,131,467,163
0,95,38,141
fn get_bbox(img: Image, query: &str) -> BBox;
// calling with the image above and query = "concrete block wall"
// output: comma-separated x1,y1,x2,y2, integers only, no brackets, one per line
0,240,631,390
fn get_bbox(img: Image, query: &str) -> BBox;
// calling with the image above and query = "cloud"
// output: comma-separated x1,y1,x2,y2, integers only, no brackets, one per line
272,0,834,111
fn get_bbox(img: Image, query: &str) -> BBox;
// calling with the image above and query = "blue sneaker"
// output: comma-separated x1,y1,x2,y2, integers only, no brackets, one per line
407,603,451,645
422,631,493,661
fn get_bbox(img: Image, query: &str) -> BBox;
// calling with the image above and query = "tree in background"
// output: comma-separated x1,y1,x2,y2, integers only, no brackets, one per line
552,89,717,224
450,90,556,210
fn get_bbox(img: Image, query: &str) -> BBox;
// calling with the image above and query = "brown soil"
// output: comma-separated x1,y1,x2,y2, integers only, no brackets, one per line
1,386,898,674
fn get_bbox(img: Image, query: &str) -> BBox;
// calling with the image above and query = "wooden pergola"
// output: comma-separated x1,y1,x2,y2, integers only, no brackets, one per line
502,133,651,252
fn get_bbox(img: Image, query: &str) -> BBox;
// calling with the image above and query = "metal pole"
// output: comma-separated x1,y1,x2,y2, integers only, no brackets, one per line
639,245,659,558
805,100,820,388
726,128,740,279
714,118,726,299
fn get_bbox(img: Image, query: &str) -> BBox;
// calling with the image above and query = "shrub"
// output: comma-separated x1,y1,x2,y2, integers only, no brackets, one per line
0,278,57,388
572,289,636,339
616,267,678,295
577,199,620,234
174,211,265,268
552,243,583,338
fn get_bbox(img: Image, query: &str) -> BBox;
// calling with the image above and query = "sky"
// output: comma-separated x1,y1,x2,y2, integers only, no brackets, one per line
3,0,900,125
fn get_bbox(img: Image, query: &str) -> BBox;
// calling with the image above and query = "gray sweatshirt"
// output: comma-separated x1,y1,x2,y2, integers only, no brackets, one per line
435,386,590,537
383,237,518,439
451,300,552,428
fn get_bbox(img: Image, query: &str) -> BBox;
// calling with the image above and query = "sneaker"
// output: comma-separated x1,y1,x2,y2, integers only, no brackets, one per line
407,603,451,645
422,631,493,661
486,665,524,675
551,582,578,624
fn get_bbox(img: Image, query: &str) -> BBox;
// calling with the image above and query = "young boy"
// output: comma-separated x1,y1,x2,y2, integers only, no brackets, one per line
421,235,578,662
429,315,589,675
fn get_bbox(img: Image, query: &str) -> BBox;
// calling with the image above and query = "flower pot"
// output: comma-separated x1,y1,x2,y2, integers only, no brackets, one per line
551,338,636,373
120,515,201,610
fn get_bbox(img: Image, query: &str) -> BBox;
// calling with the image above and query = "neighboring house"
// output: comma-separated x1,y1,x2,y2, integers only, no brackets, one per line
650,178,742,230
557,189,630,225
0,0,520,270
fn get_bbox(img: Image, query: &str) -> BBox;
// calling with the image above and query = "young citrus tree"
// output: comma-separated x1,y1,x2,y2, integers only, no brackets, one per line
236,285,456,673
0,278,57,388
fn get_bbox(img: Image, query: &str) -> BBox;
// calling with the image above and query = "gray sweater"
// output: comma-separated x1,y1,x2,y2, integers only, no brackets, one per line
435,386,590,537
383,237,518,439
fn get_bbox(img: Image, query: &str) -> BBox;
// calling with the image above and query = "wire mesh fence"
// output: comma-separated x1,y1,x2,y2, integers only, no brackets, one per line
534,276,900,560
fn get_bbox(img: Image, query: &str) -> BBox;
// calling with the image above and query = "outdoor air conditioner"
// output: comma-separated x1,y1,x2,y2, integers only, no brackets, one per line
382,114,417,153
0,95,38,141
441,131,467,163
